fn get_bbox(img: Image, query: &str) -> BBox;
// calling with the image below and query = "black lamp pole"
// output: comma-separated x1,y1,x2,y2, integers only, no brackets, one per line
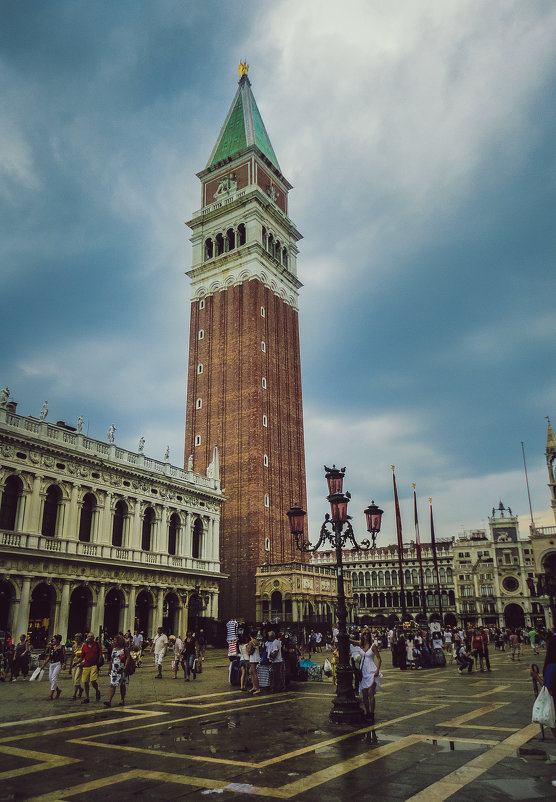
287,465,383,726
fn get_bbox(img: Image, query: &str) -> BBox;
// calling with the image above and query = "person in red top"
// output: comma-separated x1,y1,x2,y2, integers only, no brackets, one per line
80,632,102,703
471,629,486,671
509,630,520,661
479,627,491,672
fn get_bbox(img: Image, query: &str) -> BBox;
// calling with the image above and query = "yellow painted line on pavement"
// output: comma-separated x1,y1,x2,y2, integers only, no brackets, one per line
0,709,166,744
26,731,499,801
68,705,448,770
0,745,79,781
404,722,541,802
472,685,510,697
258,706,448,768
438,702,508,727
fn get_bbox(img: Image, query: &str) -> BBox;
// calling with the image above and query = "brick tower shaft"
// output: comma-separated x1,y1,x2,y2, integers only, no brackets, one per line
184,71,308,621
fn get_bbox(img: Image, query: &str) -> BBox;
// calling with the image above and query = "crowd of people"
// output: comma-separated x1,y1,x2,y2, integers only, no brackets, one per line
0,625,208,703
1,621,554,722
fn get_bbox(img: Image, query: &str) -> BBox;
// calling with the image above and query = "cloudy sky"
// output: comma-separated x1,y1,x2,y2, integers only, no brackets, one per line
2,0,555,546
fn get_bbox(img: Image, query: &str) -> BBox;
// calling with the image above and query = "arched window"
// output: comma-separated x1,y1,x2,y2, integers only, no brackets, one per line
391,569,397,585
447,567,453,582
425,567,433,585
226,228,235,251
379,592,385,607
78,493,96,542
384,570,391,585
386,591,392,606
0,475,23,531
204,238,213,260
268,233,274,254
192,518,203,559
282,247,288,268
371,572,377,586
352,572,358,587
262,226,267,249
168,512,180,556
378,571,384,587
112,500,127,547
238,223,246,246
373,592,379,607
413,591,420,606
439,567,446,583
215,233,224,256
405,569,411,585
142,507,155,551
364,571,370,586
366,593,372,607
42,485,62,538
393,591,399,606
412,568,418,585
358,571,364,586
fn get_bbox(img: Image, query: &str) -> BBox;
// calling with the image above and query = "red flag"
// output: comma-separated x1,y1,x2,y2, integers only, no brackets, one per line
392,468,404,552
392,467,406,616
413,484,427,615
429,498,443,620
413,484,421,560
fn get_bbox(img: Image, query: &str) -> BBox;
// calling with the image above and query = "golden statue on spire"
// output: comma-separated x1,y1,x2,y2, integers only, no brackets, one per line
238,60,249,77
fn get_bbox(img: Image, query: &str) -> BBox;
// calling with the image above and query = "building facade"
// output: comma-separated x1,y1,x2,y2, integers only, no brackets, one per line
530,417,556,628
255,562,352,627
454,504,539,630
0,399,225,645
184,69,307,621
311,541,458,628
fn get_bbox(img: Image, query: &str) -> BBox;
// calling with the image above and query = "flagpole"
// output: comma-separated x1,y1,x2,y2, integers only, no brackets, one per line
413,483,427,617
429,497,443,624
392,467,406,619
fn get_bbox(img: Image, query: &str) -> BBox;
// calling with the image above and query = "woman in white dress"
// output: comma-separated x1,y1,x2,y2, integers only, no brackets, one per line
353,630,382,722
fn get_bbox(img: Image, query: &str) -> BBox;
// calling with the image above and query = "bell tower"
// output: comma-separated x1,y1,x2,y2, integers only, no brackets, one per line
185,66,308,621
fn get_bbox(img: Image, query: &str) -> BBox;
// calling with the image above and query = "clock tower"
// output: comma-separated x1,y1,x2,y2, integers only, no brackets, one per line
184,67,308,621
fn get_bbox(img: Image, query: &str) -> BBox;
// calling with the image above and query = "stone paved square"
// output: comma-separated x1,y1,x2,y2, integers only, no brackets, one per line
0,647,555,800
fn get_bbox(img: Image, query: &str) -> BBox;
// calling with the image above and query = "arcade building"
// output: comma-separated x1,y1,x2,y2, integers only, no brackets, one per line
0,397,225,645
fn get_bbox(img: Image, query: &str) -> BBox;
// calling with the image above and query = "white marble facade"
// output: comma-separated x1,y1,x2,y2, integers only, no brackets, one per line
0,403,225,645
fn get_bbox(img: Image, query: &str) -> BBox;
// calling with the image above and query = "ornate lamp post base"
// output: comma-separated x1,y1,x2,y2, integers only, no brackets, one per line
329,666,367,724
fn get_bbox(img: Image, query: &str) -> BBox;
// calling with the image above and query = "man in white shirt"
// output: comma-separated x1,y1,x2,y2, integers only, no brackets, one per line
151,627,168,679
266,631,285,692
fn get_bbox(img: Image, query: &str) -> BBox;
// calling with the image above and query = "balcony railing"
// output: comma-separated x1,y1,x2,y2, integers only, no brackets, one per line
1,410,220,492
0,529,220,574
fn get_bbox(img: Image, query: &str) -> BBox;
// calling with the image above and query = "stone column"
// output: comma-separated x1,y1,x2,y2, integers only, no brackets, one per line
91,583,106,637
14,576,32,637
28,476,43,534
57,580,71,640
154,588,164,631
126,585,137,634
52,585,62,635
98,491,112,545
184,514,193,558
132,500,142,551
177,598,187,637
66,484,80,541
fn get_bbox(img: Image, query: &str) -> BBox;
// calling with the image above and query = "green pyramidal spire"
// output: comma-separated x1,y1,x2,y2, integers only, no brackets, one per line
207,72,281,172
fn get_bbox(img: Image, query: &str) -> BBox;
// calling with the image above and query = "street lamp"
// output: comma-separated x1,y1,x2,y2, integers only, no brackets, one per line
287,465,383,725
